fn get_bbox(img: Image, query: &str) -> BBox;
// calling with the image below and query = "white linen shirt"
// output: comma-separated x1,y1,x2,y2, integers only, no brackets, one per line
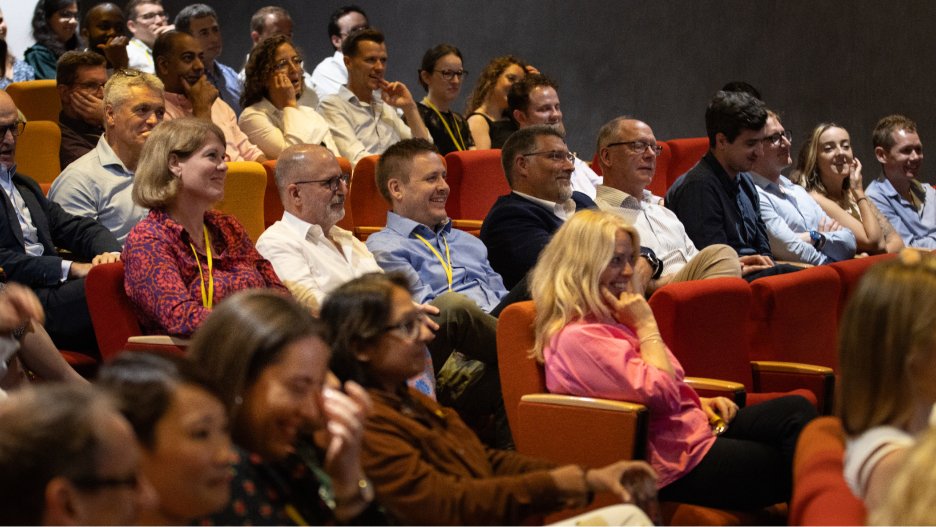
571,156,602,199
238,97,339,159
310,51,347,102
255,211,382,312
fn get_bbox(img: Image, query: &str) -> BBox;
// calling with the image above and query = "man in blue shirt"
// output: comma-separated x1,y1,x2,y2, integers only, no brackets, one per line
751,111,856,265
366,138,513,447
174,4,243,117
865,115,936,248
666,91,800,281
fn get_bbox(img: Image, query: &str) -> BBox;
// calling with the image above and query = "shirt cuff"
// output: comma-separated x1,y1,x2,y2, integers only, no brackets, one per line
61,260,72,282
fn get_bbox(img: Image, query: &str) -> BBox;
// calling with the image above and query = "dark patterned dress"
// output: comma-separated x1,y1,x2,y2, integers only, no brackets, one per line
416,102,475,156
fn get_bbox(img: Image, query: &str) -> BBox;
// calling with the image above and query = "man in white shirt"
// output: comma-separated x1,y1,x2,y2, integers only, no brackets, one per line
319,28,430,167
49,71,165,245
124,0,174,73
594,117,741,295
508,73,602,198
310,6,369,102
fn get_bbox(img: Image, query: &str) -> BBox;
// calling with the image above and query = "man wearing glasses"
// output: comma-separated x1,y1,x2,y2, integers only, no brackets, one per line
0,90,122,357
480,125,595,290
55,51,108,169
507,73,602,199
49,70,165,245
311,6,370,101
594,117,742,296
751,111,856,264
125,0,174,73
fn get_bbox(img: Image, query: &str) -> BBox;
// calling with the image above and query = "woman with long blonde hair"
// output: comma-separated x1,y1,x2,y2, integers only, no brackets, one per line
530,209,817,510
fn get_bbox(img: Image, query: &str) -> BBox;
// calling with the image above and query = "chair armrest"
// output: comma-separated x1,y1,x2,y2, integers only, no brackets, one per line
520,393,645,412
127,336,191,346
750,361,835,415
685,377,746,407
451,219,483,231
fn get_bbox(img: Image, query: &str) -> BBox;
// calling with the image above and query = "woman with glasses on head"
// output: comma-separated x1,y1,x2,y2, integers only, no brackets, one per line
415,44,474,156
322,271,655,526
466,55,537,150
24,0,83,79
792,123,903,254
123,118,287,338
187,289,384,526
98,352,235,525
238,35,338,160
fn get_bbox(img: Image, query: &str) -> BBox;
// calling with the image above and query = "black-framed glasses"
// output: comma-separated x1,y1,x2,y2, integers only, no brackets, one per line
384,313,425,341
115,69,142,78
434,69,468,81
763,130,793,146
294,174,350,192
275,56,303,71
522,150,575,163
606,141,663,156
71,473,141,492
0,121,25,138
71,81,106,92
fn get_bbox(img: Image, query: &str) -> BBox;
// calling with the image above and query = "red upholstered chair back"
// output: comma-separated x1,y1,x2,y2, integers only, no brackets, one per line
85,262,143,362
496,301,547,434
665,137,709,187
348,155,386,231
829,253,898,321
749,266,841,371
263,157,354,231
649,277,755,390
445,149,510,221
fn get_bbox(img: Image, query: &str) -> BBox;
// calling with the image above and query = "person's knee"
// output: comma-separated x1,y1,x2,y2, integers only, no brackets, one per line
432,292,486,320
704,244,743,276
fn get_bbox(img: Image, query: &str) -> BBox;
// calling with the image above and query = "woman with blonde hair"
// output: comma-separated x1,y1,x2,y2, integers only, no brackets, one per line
792,123,903,254
839,249,936,514
530,209,817,510
123,118,286,338
870,428,936,525
465,55,535,149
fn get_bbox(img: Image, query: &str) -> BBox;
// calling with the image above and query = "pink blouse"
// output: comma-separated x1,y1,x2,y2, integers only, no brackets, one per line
544,319,715,488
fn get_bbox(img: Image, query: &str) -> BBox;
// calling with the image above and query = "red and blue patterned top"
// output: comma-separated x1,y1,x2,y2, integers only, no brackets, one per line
123,208,288,338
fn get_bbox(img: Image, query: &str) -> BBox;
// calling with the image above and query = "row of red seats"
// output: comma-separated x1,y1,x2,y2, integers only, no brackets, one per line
592,137,709,197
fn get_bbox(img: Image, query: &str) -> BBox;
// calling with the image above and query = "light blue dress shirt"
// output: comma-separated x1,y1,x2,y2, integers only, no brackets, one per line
365,211,508,312
205,61,244,118
752,173,856,265
865,175,936,249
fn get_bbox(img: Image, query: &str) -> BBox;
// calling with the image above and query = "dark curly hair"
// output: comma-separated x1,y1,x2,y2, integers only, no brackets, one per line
465,55,527,115
240,34,303,109
31,0,83,59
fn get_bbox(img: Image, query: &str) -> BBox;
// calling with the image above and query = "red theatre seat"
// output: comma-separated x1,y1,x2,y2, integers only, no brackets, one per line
445,149,510,221
829,253,898,321
665,137,709,188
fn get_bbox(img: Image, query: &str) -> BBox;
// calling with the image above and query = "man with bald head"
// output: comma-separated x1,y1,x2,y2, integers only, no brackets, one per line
594,117,741,295
0,90,122,357
81,3,129,72
256,143,378,312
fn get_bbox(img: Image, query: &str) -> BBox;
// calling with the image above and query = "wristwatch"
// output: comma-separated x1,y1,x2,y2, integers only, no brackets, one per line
639,251,664,280
809,230,826,251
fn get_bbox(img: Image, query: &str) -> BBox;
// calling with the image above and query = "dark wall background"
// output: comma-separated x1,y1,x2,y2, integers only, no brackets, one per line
144,0,935,182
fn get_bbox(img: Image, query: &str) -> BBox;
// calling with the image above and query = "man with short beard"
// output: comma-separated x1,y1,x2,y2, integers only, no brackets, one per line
80,3,129,72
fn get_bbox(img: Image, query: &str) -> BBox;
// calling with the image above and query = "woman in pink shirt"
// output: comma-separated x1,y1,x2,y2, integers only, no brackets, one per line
529,209,817,510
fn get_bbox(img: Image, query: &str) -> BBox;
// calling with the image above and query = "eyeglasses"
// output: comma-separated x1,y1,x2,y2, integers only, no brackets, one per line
294,174,350,192
763,130,793,146
72,81,106,92
275,56,303,71
0,121,25,138
434,69,468,81
115,69,142,78
606,141,663,156
136,10,168,21
384,313,426,341
522,150,575,163
340,24,370,37
71,473,141,492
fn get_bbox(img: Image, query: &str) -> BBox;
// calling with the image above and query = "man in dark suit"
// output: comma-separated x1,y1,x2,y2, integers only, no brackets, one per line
480,125,595,290
0,90,122,357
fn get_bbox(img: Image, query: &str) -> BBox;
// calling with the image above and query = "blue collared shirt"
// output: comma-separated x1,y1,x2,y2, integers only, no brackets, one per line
865,175,936,249
205,61,244,118
752,173,856,265
365,211,508,312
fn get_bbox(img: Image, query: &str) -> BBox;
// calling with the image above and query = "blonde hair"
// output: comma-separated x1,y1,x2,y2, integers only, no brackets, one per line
132,118,226,209
870,427,936,525
838,249,936,436
791,123,847,199
103,70,164,117
529,209,640,362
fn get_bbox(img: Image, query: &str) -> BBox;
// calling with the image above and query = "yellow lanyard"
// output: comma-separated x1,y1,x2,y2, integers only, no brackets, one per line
189,225,214,308
422,97,467,152
284,504,309,526
414,232,452,291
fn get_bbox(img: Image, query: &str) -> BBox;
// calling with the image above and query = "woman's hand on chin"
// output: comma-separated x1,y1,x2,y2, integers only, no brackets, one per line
601,286,656,332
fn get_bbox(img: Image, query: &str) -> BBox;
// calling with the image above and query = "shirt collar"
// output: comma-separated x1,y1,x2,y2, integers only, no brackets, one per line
595,184,651,210
749,171,785,195
512,190,576,219
165,92,192,112
0,162,16,186
386,210,451,238
338,84,384,109
703,151,744,195
97,135,133,175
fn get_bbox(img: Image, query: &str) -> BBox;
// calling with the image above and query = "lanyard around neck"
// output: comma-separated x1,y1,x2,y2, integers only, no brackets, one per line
414,232,452,291
189,225,214,308
422,97,466,152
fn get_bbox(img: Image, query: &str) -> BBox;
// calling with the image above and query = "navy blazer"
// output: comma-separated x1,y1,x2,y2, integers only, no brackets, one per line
480,191,595,290
0,172,122,287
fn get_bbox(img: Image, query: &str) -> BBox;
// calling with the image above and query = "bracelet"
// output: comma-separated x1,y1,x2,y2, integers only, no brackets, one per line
857,196,869,203
639,332,664,345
